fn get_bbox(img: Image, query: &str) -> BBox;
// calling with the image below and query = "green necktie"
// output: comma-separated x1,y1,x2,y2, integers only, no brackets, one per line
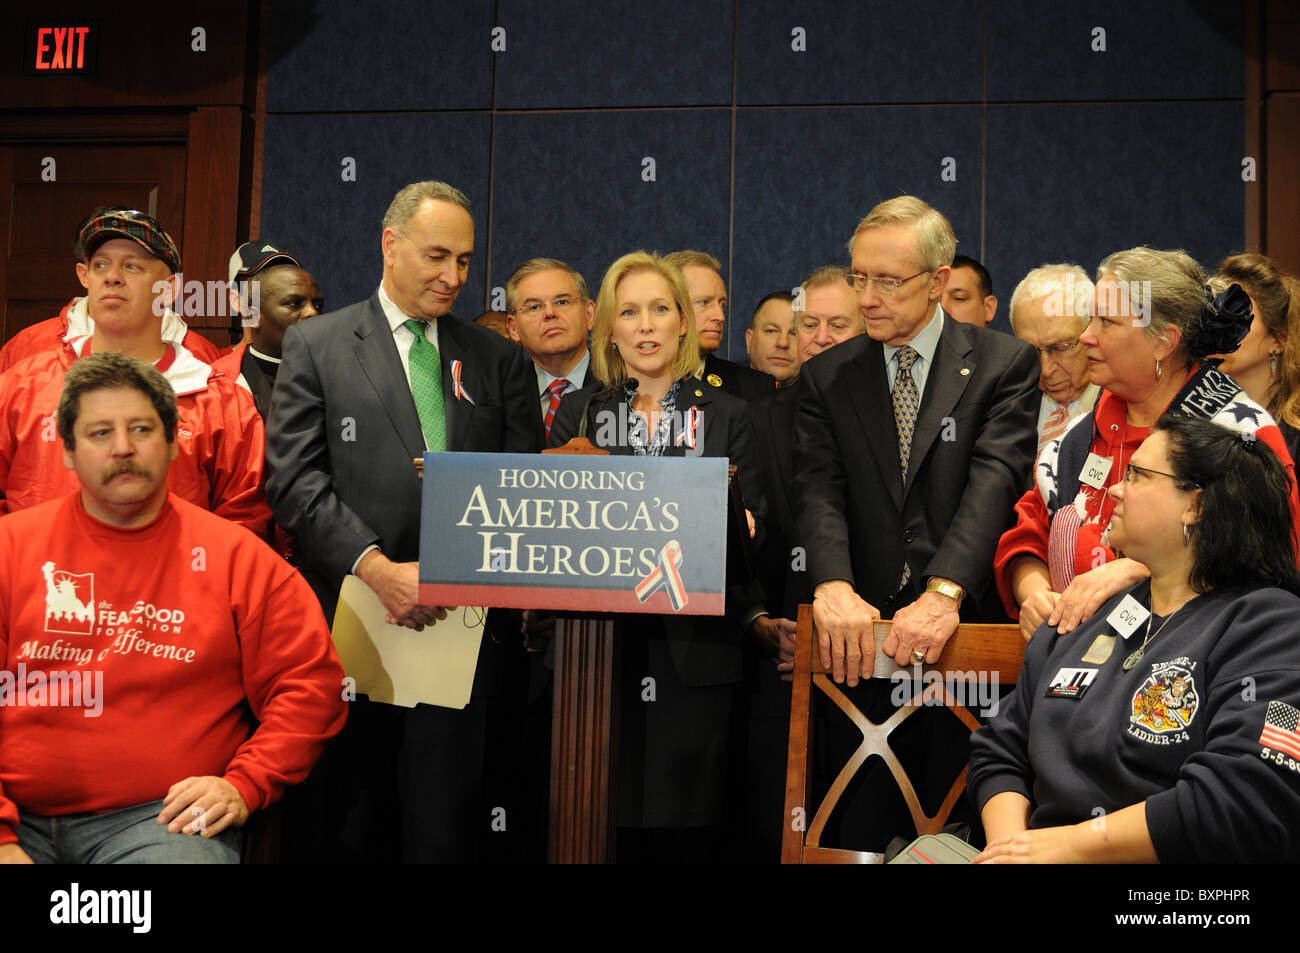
403,319,446,452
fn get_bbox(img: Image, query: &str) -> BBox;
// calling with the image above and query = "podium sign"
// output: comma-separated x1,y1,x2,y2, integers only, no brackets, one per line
418,452,728,615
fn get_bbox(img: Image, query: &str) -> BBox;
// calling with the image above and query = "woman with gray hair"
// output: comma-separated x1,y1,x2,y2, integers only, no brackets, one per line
993,246,1300,641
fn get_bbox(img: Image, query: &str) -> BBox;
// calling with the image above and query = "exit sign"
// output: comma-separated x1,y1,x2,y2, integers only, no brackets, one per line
23,20,99,75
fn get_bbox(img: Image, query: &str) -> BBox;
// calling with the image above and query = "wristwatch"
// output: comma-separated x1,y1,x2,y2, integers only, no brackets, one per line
925,578,964,607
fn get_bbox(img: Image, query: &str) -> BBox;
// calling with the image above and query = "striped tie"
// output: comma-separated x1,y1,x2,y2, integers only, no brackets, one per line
1038,402,1071,458
544,378,570,436
403,319,446,452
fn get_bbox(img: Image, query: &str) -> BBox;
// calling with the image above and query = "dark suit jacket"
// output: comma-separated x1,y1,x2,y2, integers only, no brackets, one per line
792,314,1038,620
548,377,766,686
265,293,541,669
702,352,777,402
746,379,805,620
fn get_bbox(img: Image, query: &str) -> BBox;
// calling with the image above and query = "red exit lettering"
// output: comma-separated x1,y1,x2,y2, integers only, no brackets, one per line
33,25,91,71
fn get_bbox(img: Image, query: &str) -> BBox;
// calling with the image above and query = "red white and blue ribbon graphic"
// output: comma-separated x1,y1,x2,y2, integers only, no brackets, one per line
450,359,475,404
634,540,688,611
674,406,702,449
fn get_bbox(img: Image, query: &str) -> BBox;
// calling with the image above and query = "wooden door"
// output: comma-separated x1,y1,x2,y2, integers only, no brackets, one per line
0,142,187,344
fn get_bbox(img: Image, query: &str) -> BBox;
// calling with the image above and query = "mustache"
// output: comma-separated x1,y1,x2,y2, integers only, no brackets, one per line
102,461,151,484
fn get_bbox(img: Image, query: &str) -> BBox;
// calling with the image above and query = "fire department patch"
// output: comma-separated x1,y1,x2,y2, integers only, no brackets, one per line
1129,661,1199,735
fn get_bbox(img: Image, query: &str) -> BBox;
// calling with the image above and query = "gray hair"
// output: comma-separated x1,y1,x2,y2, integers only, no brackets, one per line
1096,247,1204,356
381,180,471,232
1009,263,1093,334
848,195,956,273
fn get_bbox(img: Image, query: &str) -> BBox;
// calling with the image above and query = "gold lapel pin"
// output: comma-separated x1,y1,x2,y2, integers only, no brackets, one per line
959,367,971,376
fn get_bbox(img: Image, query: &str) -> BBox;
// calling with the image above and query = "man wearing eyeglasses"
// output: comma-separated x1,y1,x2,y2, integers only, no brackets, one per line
504,258,595,436
791,195,1039,850
796,196,1038,678
1008,264,1099,456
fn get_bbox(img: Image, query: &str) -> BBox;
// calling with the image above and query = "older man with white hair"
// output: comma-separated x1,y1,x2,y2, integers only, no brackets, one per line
1008,263,1100,456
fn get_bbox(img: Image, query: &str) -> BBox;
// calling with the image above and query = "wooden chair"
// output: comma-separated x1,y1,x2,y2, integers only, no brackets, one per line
781,605,1024,863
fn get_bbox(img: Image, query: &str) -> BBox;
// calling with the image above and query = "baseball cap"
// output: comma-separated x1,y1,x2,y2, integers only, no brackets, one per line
75,207,181,274
228,240,304,285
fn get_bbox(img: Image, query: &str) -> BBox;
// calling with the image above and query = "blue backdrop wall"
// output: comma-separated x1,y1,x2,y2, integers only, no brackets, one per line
261,0,1244,353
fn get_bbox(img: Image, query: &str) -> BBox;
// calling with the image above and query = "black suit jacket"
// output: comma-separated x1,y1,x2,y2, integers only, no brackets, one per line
548,377,766,686
702,352,776,402
266,293,541,624
746,379,805,620
792,314,1038,620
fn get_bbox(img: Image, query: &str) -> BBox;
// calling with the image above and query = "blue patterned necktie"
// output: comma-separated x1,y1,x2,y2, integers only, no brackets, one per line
403,319,446,452
893,345,920,481
893,345,919,588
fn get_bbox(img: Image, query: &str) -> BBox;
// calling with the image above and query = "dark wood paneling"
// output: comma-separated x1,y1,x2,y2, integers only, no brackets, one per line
0,1,249,110
182,107,243,328
1,140,187,345
1265,96,1300,275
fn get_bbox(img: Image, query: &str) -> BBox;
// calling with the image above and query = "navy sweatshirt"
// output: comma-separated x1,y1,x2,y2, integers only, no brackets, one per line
969,582,1300,863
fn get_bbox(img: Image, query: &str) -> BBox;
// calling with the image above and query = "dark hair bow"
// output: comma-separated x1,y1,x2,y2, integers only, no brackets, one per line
1188,282,1253,359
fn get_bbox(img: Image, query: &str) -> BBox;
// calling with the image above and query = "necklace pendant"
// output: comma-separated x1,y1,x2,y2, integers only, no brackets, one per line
1122,646,1144,671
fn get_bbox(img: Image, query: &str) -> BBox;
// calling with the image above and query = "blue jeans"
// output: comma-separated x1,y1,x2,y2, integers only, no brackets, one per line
17,799,241,864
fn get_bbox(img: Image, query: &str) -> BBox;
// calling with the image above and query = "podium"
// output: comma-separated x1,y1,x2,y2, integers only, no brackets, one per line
418,446,749,864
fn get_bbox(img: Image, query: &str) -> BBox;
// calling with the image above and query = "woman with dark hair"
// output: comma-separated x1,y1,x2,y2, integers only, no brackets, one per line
971,415,1300,863
1213,253,1300,459
548,251,764,860
993,246,1300,642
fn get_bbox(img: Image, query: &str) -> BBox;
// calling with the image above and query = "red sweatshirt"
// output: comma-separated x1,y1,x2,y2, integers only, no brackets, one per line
0,493,347,845
0,335,273,540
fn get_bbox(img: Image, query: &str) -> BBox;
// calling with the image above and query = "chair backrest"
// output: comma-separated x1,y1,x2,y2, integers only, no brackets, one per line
781,605,1024,864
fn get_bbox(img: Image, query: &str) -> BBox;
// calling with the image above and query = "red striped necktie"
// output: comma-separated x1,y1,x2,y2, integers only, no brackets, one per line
544,378,570,436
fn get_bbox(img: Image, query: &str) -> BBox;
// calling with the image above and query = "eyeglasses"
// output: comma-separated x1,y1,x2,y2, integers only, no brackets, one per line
1034,339,1081,361
516,295,582,317
845,269,929,296
1123,462,1199,488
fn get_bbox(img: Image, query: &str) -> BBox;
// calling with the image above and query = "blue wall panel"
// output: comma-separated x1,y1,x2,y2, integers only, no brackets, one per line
261,112,492,316
737,0,983,105
732,106,982,345
267,0,495,112
988,1,1242,102
494,0,732,108
984,102,1244,335
490,108,731,344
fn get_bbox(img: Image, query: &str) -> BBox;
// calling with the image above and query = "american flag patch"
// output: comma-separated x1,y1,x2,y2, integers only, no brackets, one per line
1260,701,1300,760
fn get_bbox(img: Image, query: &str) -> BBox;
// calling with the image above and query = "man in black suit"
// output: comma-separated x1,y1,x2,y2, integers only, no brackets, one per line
265,180,539,862
504,257,594,437
795,196,1037,679
738,265,863,860
792,197,1037,850
664,250,776,400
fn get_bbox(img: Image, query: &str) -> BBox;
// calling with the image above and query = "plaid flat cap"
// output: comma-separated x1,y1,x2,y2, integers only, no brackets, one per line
76,208,181,274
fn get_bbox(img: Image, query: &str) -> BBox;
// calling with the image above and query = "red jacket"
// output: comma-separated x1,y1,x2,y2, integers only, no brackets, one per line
993,370,1300,617
0,493,346,841
0,298,222,373
0,336,273,540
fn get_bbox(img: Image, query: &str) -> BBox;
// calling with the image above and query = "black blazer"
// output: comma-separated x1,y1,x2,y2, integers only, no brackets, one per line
266,293,541,617
702,352,777,402
746,379,805,619
792,314,1039,620
548,377,767,686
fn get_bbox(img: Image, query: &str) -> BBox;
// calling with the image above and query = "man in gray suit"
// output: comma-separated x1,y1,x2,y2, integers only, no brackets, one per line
265,180,539,862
